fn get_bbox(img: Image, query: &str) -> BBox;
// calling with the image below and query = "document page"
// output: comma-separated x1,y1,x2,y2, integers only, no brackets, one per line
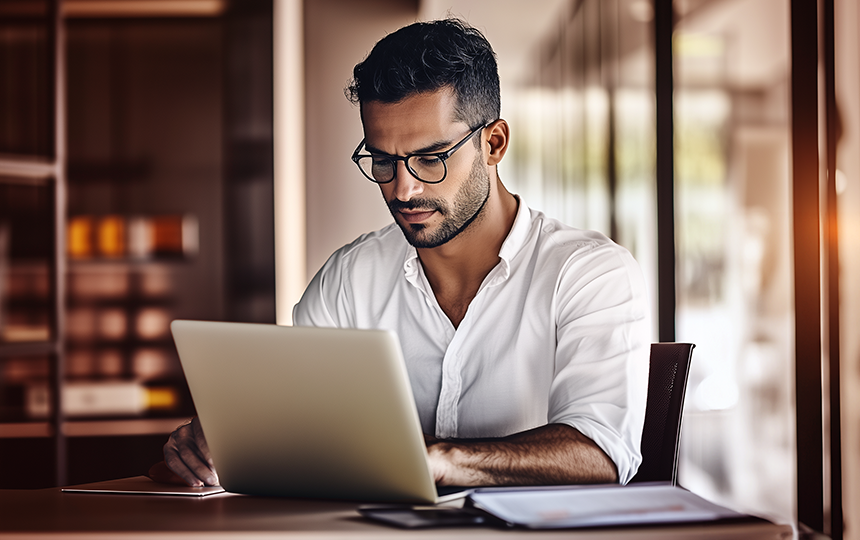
468,483,746,529
61,476,226,497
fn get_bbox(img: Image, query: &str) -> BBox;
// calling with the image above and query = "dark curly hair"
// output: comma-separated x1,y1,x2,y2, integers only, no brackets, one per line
345,18,500,130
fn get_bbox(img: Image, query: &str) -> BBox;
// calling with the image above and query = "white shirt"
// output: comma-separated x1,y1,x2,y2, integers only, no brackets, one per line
293,200,650,484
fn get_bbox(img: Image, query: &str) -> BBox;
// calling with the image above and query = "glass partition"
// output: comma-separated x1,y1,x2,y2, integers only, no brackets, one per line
673,0,794,523
502,0,657,314
493,0,796,523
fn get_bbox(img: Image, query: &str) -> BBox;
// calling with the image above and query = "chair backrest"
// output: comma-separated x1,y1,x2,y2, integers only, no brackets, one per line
629,342,695,485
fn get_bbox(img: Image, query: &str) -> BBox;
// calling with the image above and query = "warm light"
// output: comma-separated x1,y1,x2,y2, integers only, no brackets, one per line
127,217,153,259
70,271,129,298
62,0,225,18
68,216,94,258
27,381,180,417
151,216,184,256
136,308,170,339
674,34,725,58
132,348,172,380
1,325,50,342
146,387,178,410
98,309,127,340
104,214,197,259
97,215,126,257
62,381,147,417
182,215,199,255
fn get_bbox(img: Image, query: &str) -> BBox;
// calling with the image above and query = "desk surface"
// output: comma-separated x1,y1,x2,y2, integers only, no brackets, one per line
0,482,794,540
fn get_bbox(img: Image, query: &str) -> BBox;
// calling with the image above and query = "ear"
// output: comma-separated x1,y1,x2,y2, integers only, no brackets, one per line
484,119,509,166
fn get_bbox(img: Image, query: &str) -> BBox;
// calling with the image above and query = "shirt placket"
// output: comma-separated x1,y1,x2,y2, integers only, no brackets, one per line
434,266,508,439
405,253,511,439
435,332,465,439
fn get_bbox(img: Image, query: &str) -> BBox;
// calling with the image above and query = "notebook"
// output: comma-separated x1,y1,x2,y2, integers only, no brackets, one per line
168,319,465,504
61,476,225,497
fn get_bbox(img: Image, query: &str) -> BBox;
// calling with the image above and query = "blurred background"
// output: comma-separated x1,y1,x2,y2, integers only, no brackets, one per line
1,0,858,537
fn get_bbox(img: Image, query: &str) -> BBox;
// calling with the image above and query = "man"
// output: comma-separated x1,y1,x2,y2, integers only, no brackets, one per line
163,18,650,489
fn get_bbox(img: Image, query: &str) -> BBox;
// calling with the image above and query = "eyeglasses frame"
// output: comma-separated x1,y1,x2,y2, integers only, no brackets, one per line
350,122,490,185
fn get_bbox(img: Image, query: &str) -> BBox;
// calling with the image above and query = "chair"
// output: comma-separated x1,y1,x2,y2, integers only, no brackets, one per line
629,342,695,485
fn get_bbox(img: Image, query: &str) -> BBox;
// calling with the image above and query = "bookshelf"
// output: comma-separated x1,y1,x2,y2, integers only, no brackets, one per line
0,0,275,488
0,0,67,487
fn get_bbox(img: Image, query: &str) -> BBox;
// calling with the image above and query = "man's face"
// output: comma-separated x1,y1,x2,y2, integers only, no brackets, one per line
361,89,490,249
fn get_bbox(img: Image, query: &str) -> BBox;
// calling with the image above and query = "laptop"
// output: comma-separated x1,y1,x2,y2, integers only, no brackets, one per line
170,319,465,504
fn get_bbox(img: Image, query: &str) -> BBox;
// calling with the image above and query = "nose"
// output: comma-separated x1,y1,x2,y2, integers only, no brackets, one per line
390,160,424,201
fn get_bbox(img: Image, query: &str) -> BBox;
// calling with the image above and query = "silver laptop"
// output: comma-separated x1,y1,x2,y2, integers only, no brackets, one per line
170,319,463,504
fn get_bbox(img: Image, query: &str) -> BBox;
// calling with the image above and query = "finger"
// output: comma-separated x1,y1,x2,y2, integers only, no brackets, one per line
176,441,219,486
190,418,217,468
165,443,216,487
174,419,214,469
164,423,219,486
164,447,204,487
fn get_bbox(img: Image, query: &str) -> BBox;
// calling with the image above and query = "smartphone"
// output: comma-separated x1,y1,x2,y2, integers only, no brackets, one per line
358,506,494,529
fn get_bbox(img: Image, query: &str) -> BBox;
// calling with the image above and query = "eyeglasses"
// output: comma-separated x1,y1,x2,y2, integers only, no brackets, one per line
351,123,488,184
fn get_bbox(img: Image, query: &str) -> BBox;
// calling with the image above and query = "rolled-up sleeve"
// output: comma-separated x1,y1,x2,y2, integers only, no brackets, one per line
548,243,650,485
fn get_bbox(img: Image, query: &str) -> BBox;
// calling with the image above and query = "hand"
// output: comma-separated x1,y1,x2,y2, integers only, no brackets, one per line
147,460,187,485
426,440,461,485
163,417,219,487
423,432,457,485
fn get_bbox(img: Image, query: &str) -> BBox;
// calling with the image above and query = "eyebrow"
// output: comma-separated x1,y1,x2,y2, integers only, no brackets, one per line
364,137,455,156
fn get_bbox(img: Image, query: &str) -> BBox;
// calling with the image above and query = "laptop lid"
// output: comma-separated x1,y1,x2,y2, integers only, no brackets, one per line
170,320,440,503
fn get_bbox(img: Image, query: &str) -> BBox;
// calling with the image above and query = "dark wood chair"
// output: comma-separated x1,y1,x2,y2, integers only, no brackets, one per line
629,343,695,485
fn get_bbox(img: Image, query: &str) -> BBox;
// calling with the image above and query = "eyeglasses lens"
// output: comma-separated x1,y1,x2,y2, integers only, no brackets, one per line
367,158,394,183
357,156,445,184
407,155,445,183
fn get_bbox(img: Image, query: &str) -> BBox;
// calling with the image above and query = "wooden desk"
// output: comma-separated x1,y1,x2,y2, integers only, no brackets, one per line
0,484,794,539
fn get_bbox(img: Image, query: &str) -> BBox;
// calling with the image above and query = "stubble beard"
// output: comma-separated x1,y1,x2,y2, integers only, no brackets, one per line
387,154,491,249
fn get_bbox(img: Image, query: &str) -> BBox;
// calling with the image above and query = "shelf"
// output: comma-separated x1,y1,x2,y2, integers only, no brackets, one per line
63,417,188,437
0,340,58,358
0,421,51,438
0,157,58,181
0,417,189,438
64,338,175,348
65,298,175,309
67,256,195,268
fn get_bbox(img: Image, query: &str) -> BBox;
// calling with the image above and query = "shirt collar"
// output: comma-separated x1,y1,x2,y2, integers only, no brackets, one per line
403,244,423,292
498,195,531,266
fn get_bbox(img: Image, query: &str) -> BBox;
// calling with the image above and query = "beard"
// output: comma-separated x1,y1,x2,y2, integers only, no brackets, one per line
386,153,491,249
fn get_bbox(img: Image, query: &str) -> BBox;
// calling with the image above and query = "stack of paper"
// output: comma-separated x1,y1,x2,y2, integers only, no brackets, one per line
468,483,748,529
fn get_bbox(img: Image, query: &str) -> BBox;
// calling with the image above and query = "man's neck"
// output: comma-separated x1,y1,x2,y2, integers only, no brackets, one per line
416,182,519,327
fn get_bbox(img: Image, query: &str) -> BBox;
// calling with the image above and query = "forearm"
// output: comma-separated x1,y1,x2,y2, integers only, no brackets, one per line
426,423,618,487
